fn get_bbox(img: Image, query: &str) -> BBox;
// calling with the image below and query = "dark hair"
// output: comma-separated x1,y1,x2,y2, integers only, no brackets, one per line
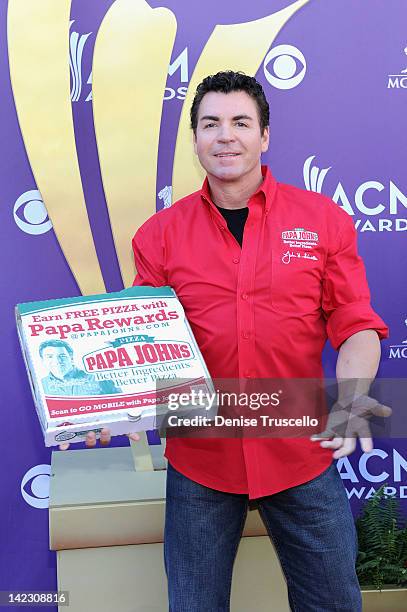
39,339,73,358
190,71,269,135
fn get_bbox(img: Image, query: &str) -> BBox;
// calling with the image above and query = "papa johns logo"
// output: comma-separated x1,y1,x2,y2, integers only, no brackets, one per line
303,155,407,233
281,228,318,243
20,464,51,509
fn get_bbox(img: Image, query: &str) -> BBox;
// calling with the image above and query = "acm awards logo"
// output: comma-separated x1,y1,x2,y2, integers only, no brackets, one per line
69,20,93,103
7,0,310,292
303,155,407,233
158,185,173,208
337,448,407,500
66,29,307,105
387,45,407,89
388,318,407,359
66,41,308,104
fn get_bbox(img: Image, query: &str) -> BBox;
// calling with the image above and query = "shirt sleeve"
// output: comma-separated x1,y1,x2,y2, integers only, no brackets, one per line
131,223,167,288
321,213,388,350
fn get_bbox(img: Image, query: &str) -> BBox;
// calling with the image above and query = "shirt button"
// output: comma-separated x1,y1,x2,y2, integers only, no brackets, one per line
244,371,254,378
233,257,240,264
242,331,250,339
241,293,248,300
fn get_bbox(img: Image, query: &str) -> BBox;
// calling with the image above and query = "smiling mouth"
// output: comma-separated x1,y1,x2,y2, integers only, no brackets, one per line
214,153,241,157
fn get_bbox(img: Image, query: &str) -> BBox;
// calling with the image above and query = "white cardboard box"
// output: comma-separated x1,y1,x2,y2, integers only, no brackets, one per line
16,286,214,446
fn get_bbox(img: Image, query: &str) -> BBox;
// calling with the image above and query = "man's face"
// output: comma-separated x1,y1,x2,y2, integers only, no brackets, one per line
41,346,74,379
193,90,269,183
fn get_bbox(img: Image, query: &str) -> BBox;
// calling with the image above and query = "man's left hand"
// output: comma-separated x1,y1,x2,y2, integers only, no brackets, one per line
310,394,392,459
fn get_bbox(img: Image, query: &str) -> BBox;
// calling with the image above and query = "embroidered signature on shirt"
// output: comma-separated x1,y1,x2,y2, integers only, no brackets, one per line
282,250,318,265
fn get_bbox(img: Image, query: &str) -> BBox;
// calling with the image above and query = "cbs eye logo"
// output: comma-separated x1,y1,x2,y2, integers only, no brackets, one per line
13,189,53,235
20,464,51,509
263,44,306,90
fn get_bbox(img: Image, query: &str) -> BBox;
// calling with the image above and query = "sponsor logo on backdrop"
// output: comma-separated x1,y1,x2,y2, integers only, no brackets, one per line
389,318,407,359
163,43,306,101
263,44,306,90
337,448,407,500
9,1,309,291
303,155,407,232
20,464,51,509
158,185,173,208
13,189,52,235
164,47,188,101
69,20,92,102
387,45,407,89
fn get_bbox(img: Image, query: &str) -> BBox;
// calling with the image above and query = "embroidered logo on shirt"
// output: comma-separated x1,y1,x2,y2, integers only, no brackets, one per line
281,227,318,250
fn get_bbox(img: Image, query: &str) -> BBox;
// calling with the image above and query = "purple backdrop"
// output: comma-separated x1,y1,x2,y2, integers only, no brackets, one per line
1,0,406,603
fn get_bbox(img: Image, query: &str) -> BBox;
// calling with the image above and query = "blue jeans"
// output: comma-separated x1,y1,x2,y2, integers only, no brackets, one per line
164,462,362,612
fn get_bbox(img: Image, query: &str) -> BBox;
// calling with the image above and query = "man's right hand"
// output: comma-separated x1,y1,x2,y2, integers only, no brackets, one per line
58,428,140,451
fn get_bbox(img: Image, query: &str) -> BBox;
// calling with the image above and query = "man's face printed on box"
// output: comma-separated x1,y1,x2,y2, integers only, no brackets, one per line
41,346,74,379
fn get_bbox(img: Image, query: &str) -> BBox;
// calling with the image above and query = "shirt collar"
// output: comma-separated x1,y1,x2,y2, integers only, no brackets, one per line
200,165,277,215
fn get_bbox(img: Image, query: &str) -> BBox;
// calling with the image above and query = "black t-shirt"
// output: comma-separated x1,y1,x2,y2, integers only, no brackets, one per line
215,205,249,247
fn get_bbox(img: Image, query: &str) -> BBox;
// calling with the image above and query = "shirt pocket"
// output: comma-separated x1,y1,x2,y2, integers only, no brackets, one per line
270,248,323,314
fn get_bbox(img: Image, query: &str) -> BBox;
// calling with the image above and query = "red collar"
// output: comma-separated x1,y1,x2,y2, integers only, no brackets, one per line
200,165,276,214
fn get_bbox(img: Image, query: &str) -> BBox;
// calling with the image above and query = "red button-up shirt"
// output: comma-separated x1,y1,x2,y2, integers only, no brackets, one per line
132,166,388,498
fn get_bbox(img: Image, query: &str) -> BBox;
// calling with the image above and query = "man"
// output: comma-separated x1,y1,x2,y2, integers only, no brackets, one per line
40,339,121,396
83,72,389,610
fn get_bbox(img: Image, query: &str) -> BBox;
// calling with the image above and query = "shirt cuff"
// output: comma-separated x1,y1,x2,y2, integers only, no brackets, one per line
326,302,389,350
